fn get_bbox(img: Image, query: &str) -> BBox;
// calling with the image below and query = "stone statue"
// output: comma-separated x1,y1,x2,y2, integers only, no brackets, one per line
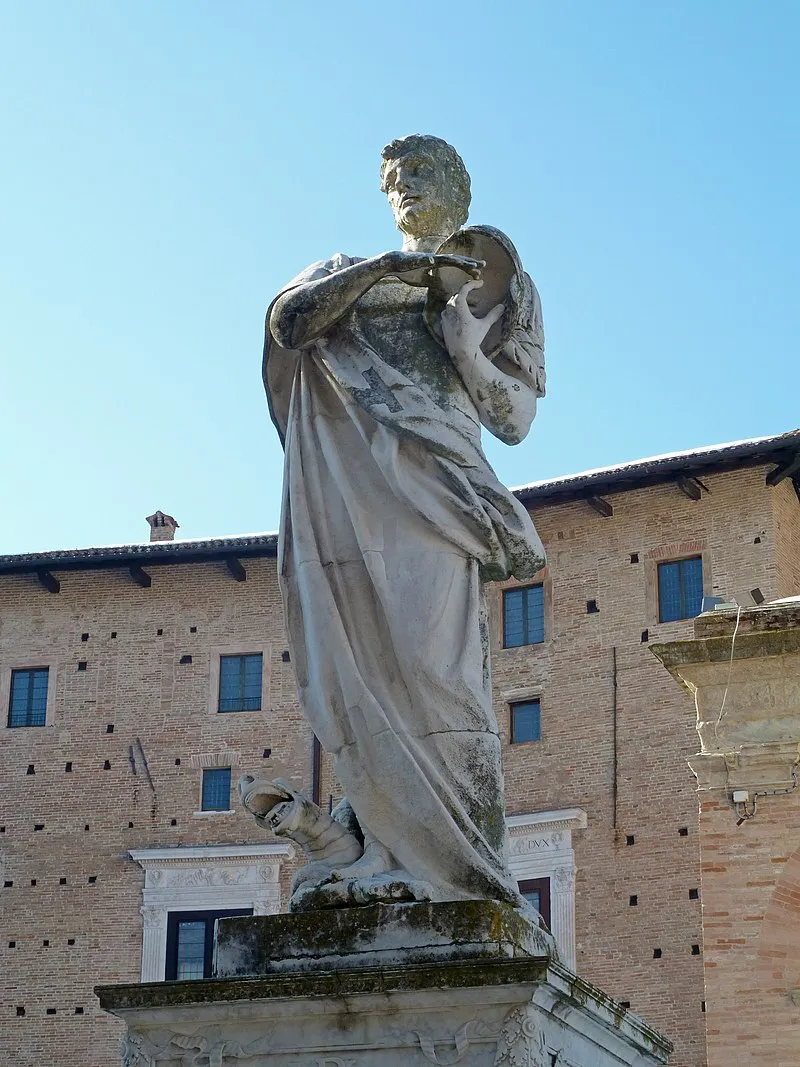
251,134,546,911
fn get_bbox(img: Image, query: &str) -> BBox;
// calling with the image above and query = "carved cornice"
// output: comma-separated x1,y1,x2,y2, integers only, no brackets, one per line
130,844,291,865
507,808,587,835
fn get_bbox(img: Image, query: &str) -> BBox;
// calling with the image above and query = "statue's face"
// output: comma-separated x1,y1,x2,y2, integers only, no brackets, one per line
383,152,460,238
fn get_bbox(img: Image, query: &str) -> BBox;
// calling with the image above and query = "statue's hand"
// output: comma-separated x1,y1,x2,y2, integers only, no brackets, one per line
379,250,484,286
441,280,504,359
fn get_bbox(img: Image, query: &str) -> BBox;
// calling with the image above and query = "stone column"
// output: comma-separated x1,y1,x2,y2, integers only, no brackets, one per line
652,601,800,1067
140,906,168,984
551,865,577,970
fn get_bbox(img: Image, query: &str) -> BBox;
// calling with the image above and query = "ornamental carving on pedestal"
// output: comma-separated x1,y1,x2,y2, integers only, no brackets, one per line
120,1031,152,1067
493,1005,552,1067
405,1020,496,1063
120,1029,275,1066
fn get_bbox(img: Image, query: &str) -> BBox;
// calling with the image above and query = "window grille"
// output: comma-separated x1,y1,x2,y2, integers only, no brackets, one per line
201,768,231,811
510,700,541,743
503,585,544,648
658,557,703,622
218,654,262,712
8,668,49,728
165,909,251,980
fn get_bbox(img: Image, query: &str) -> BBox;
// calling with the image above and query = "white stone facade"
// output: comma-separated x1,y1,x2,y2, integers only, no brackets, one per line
507,807,587,970
130,844,292,982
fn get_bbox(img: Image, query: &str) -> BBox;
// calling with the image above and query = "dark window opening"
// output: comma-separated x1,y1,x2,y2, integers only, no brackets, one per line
510,700,541,744
8,668,49,728
658,556,704,623
218,654,263,712
165,908,251,980
201,768,232,811
517,877,551,930
503,585,544,648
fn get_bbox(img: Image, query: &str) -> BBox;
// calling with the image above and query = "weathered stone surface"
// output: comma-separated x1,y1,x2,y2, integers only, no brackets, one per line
253,134,547,911
651,602,800,762
213,899,556,977
98,956,672,1066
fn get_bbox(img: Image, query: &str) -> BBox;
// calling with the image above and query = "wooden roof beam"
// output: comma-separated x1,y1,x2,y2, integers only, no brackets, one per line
36,569,60,594
587,495,613,518
677,477,703,501
766,452,800,487
225,557,247,582
129,565,152,588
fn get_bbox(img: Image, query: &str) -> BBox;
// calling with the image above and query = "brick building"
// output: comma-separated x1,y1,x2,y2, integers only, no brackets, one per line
1,429,798,1067
653,599,800,1067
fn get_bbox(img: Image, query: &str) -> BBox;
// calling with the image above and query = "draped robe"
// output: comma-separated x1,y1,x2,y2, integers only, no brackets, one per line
263,253,546,904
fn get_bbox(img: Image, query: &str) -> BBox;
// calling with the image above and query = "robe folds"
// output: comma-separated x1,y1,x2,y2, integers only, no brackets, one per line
263,253,546,904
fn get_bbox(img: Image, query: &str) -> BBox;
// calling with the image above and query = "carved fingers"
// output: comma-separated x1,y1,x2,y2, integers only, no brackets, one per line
441,280,505,358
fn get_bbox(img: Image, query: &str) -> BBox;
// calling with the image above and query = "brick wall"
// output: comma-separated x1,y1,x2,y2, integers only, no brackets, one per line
0,559,308,1066
700,793,800,1067
772,479,800,599
0,462,790,1066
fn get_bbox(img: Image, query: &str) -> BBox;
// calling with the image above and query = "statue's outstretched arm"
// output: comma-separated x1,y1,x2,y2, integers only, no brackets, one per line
271,251,482,350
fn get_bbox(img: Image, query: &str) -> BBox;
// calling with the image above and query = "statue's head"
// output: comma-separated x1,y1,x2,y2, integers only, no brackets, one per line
380,135,471,239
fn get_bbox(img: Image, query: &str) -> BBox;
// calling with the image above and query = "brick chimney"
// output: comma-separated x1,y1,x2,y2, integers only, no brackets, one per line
146,511,179,542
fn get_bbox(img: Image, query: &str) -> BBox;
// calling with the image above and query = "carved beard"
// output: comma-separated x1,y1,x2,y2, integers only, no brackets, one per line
394,193,460,240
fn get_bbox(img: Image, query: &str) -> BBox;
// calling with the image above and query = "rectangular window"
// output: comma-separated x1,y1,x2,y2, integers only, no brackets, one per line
165,909,251,981
8,668,49,728
218,653,262,712
511,699,541,744
658,556,704,623
518,877,551,929
503,585,544,648
201,768,231,811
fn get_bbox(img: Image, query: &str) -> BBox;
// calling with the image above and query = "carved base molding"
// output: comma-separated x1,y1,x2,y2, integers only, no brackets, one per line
688,741,800,794
99,954,670,1067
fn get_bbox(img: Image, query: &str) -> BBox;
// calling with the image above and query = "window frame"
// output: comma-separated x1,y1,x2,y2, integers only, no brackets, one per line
510,698,541,744
200,767,232,812
502,583,545,649
518,876,552,930
7,666,50,728
657,554,704,623
207,644,271,719
217,652,264,714
165,908,252,981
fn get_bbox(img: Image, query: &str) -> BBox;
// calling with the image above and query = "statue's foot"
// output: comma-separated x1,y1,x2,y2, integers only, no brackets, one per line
289,870,433,912
329,841,395,881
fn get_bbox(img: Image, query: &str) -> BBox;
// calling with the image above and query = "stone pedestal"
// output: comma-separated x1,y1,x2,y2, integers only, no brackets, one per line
97,902,671,1066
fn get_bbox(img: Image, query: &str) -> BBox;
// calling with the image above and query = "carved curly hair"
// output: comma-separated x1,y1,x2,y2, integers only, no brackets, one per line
380,135,471,229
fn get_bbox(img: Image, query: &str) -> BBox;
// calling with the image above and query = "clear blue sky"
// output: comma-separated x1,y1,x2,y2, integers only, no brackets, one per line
2,1,798,554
